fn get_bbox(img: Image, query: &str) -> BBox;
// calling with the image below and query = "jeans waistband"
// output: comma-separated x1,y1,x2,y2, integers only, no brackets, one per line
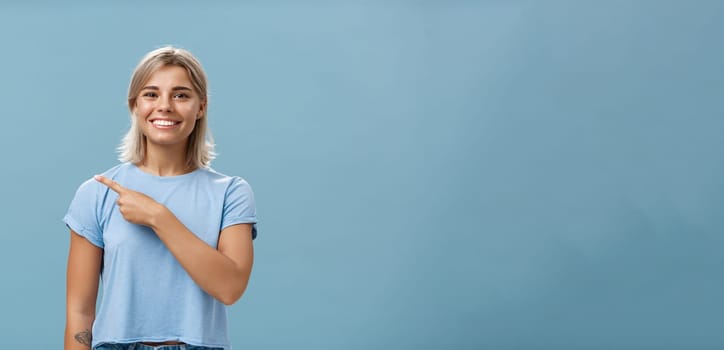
128,344,189,350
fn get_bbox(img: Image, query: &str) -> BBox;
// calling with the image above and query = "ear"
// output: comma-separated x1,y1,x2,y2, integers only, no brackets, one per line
197,99,207,119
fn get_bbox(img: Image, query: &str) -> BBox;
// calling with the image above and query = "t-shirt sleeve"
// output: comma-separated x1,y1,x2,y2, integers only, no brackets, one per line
63,179,104,248
221,177,258,240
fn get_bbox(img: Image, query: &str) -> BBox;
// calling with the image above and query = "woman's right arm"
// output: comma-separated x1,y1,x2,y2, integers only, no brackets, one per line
65,230,102,350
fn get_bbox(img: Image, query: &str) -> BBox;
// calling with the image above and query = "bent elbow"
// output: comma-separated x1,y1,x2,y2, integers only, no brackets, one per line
218,290,242,306
219,296,238,306
218,283,249,306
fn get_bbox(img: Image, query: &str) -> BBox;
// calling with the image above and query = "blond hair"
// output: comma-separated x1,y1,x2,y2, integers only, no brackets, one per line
118,46,216,168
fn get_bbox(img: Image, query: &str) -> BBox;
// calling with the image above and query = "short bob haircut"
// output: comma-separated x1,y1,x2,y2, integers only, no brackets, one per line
118,46,216,169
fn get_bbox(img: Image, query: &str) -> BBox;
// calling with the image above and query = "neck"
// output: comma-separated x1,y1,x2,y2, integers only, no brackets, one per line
137,142,195,176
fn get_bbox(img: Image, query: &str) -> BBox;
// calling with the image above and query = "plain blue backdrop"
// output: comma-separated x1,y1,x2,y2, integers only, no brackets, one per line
0,1,723,348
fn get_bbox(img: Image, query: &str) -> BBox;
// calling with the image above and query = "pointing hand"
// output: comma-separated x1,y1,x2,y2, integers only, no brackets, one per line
95,175,165,227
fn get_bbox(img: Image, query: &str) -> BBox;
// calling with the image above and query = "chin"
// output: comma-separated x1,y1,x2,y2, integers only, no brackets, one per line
149,139,187,146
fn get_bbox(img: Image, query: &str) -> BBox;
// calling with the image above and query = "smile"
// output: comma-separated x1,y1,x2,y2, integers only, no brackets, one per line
150,119,181,129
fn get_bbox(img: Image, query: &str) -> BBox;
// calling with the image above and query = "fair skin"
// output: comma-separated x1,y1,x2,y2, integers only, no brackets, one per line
65,65,254,349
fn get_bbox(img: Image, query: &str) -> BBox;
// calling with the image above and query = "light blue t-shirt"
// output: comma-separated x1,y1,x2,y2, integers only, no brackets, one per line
63,162,257,350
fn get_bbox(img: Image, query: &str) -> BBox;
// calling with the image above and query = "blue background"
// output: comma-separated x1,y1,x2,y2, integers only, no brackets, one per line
1,1,723,348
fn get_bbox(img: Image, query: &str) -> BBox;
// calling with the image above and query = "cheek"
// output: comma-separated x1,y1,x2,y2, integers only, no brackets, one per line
133,102,154,118
178,106,200,121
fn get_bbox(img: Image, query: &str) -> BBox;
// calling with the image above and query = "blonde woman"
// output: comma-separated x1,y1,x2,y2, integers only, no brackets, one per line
64,47,257,350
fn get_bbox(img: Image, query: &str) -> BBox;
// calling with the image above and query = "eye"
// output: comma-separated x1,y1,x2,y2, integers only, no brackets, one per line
141,91,158,98
174,93,190,99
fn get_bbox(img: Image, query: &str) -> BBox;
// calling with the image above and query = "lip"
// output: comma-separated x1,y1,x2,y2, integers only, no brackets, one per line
149,118,181,122
149,118,182,130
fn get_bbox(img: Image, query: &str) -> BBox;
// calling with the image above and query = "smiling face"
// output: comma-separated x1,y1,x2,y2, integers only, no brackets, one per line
133,65,206,149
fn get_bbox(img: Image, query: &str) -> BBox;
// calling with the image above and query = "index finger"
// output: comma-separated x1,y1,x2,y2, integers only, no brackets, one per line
94,175,125,193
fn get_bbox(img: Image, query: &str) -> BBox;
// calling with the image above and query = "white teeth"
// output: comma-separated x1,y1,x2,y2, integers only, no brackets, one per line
153,120,177,126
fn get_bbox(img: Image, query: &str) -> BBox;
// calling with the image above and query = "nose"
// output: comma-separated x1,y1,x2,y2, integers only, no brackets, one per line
156,94,173,113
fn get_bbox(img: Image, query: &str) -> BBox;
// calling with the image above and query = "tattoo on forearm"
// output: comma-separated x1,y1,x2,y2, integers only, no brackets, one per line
74,329,92,346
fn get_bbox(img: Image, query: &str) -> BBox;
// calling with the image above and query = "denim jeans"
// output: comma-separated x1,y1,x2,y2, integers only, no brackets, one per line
95,343,223,350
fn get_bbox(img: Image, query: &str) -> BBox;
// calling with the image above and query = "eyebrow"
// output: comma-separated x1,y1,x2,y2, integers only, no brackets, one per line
141,85,193,91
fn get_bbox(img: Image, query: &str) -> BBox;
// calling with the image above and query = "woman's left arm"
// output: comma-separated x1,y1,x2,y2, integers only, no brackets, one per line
95,175,254,305
151,211,254,306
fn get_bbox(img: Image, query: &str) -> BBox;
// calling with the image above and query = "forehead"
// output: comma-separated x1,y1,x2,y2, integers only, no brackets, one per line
143,65,192,86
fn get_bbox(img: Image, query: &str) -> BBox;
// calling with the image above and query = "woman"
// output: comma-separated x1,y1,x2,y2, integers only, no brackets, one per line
64,46,258,350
